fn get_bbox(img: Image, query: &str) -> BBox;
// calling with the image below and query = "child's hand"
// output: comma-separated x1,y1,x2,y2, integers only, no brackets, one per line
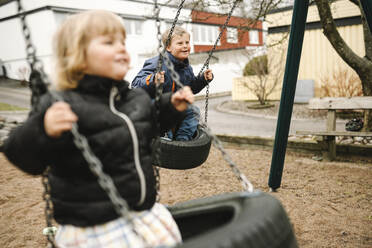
204,69,213,81
154,71,165,85
44,102,78,138
171,86,194,112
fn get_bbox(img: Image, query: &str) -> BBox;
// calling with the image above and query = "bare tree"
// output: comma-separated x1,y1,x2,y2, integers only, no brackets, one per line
315,0,372,131
242,47,285,104
180,0,289,32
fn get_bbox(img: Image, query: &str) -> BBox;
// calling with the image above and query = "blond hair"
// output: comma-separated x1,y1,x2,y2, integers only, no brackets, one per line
53,10,126,90
161,26,189,48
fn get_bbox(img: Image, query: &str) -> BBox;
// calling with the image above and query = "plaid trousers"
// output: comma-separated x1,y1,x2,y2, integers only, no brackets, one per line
54,203,182,248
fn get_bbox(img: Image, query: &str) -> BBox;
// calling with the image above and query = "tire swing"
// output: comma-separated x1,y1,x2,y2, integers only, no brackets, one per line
151,1,298,247
152,124,212,169
170,192,297,248
16,1,298,247
151,0,237,170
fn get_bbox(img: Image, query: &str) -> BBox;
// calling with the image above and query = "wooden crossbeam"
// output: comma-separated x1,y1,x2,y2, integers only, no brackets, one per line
308,97,372,110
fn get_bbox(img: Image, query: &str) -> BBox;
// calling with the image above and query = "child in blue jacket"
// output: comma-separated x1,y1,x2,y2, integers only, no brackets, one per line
132,26,213,141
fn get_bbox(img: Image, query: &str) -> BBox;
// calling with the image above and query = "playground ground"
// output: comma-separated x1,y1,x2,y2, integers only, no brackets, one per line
0,145,371,248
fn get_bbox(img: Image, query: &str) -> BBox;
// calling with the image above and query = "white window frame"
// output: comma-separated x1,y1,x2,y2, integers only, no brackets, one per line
249,30,259,45
192,24,220,45
124,19,143,36
226,27,238,44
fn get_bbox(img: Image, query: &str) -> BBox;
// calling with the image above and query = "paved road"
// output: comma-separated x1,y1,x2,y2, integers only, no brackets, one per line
195,95,346,137
0,86,30,108
0,85,31,122
0,82,346,137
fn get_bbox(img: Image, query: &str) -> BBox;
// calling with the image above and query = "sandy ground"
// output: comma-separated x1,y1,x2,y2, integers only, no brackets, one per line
0,145,371,248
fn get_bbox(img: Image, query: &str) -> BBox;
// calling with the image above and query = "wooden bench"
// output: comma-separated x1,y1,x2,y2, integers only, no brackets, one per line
296,97,372,160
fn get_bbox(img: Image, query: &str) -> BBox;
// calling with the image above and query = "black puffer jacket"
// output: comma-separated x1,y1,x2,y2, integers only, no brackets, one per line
3,75,185,226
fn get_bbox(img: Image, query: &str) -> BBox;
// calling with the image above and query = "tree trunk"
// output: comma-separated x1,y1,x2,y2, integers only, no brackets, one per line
315,0,372,130
359,70,372,131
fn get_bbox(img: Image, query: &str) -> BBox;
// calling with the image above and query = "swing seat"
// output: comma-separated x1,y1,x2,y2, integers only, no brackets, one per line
169,191,298,248
152,125,212,169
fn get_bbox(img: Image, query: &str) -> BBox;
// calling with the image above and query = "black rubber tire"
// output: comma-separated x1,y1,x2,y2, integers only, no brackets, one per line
168,191,298,248
152,125,212,170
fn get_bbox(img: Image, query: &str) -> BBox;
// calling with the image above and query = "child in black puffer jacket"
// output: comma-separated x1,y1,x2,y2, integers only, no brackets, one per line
3,10,192,248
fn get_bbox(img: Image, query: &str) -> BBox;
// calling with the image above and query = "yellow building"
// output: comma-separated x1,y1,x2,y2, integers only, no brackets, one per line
233,0,364,101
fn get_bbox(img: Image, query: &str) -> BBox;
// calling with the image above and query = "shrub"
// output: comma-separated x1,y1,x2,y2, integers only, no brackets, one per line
320,67,363,118
243,55,268,76
320,68,363,97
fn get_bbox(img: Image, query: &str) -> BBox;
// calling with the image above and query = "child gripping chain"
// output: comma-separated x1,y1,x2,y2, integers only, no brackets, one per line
132,26,213,141
3,10,189,248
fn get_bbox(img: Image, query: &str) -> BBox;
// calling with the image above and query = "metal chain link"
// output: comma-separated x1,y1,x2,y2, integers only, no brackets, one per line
17,1,49,107
17,2,57,247
18,0,252,246
153,0,164,202
16,1,152,247
199,122,253,192
197,0,241,75
153,165,161,202
204,84,209,123
152,0,187,201
164,0,186,49
155,0,186,73
198,0,242,123
161,50,253,192
155,0,253,192
41,169,57,248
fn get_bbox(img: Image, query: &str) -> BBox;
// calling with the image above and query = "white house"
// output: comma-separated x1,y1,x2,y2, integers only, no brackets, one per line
0,0,265,95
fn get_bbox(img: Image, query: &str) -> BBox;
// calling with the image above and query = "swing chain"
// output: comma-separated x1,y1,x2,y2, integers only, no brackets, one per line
153,166,161,201
197,0,241,76
16,1,149,245
164,0,186,49
192,106,254,192
155,2,163,74
16,1,57,246
42,169,57,248
198,0,241,123
153,0,163,202
69,123,151,246
158,47,253,193
155,0,186,74
17,0,133,220
17,1,38,72
152,0,188,200
204,84,209,123
153,0,186,202
205,124,253,192
17,0,49,108
153,0,252,192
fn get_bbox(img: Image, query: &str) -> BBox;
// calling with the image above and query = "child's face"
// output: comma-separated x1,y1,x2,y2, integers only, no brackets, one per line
84,33,130,81
166,33,190,61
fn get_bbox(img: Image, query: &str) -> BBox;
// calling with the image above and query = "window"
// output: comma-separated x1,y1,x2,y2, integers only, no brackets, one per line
192,24,220,45
226,27,238,43
249,30,259,45
124,19,143,35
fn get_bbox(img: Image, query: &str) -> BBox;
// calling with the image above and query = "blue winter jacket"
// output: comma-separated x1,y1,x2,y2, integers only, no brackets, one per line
131,52,210,98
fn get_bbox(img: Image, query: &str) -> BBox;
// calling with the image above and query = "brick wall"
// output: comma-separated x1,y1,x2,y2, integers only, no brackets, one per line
191,10,263,53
